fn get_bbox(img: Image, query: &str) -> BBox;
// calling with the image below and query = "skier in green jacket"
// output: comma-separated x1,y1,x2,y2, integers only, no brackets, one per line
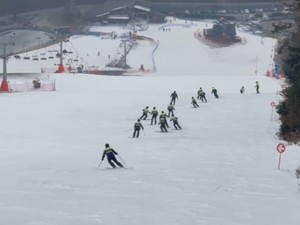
170,116,182,130
133,119,144,138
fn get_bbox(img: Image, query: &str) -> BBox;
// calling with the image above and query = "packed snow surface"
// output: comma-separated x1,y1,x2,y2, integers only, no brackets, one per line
1,18,299,225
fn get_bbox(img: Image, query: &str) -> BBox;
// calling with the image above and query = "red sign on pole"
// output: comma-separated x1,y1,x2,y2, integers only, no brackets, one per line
276,143,286,153
276,143,286,170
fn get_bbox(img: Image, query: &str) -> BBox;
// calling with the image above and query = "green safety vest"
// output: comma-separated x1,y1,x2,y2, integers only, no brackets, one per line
152,109,158,115
104,147,114,154
135,122,142,128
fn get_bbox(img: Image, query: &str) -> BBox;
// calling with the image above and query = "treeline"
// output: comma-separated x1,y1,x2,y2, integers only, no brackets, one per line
144,0,279,2
276,0,300,143
0,0,280,16
0,0,105,16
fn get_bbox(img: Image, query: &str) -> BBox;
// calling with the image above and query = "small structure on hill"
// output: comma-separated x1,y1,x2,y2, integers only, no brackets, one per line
203,20,241,43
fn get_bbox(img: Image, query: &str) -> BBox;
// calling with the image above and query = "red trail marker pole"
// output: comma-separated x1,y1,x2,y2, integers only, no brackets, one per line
276,143,286,170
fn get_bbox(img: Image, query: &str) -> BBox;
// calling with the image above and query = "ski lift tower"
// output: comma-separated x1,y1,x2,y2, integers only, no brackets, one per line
55,28,70,73
120,39,130,69
0,41,15,92
57,40,65,73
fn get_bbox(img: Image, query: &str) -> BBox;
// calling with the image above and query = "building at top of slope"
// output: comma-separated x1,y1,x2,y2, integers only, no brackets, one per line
203,19,241,43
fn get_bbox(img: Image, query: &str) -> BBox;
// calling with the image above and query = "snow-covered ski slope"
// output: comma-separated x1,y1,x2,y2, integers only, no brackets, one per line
1,18,300,225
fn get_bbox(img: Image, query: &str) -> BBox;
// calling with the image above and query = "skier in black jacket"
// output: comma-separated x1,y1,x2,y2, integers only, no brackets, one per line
167,104,175,117
255,81,260,94
101,143,123,168
211,87,219,98
170,91,178,105
191,97,199,108
240,86,245,94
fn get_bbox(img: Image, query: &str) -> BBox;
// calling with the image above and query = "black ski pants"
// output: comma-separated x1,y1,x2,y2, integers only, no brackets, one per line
168,110,174,117
133,128,141,138
140,113,147,120
151,115,157,125
170,98,176,105
107,155,123,168
173,121,182,130
160,123,168,132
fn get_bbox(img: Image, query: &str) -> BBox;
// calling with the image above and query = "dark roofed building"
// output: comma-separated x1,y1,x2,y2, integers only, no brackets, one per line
203,21,241,42
92,3,165,24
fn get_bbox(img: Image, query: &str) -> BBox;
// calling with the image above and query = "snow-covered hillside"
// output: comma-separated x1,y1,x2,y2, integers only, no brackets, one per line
0,18,299,225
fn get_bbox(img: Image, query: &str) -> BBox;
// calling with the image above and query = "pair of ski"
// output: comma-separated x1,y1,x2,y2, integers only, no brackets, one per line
155,128,183,132
99,166,133,170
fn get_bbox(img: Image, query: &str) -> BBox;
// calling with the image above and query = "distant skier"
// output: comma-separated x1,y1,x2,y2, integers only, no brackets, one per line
140,64,144,71
170,91,178,105
167,104,175,117
140,106,149,120
159,116,168,132
201,90,207,102
133,119,144,138
150,107,158,125
197,87,203,100
255,81,260,94
211,87,219,98
191,97,199,108
197,87,207,102
33,77,41,89
101,143,124,168
170,116,182,130
240,86,245,94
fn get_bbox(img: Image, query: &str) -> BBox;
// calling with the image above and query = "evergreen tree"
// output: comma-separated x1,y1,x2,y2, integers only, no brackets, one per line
277,0,300,144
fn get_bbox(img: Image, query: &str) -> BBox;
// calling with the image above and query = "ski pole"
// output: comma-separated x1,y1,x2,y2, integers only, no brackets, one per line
142,129,146,136
97,160,103,169
117,155,126,164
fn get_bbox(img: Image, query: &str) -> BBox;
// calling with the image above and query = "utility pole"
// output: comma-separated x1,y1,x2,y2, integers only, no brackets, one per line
36,36,41,49
0,42,15,92
123,39,127,66
255,56,258,76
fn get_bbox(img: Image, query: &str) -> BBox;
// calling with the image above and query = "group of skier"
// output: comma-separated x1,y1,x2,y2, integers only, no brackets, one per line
240,81,260,94
131,90,183,138
135,111,181,138
192,81,260,108
191,87,218,108
101,82,261,168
